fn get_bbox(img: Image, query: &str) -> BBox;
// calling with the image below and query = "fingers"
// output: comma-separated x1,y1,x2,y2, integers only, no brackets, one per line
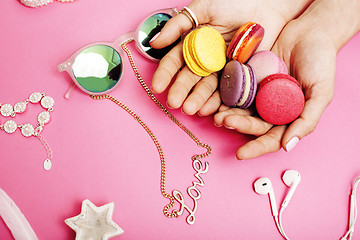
214,108,273,136
214,107,253,122
282,85,334,152
152,44,183,94
166,66,202,109
237,125,287,160
152,40,220,115
282,42,336,152
150,14,191,49
213,107,286,160
150,4,203,49
198,91,222,116
182,73,219,115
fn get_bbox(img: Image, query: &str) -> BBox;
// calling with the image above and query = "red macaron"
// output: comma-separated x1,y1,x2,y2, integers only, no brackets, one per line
255,74,305,125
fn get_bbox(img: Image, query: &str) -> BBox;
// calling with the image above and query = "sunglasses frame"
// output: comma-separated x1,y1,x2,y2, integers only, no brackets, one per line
57,7,179,98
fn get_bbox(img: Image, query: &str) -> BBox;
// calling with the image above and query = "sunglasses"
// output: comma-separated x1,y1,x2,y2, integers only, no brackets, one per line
58,8,180,98
57,7,213,224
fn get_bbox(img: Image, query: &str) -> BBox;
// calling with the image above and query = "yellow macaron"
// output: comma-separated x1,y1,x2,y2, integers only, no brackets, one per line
183,26,226,77
183,31,211,76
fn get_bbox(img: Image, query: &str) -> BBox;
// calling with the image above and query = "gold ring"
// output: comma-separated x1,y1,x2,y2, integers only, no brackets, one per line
179,6,199,29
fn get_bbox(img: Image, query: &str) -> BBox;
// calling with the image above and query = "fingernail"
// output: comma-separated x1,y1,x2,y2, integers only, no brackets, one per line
166,101,174,109
214,122,222,127
285,137,300,152
225,125,235,130
149,32,161,43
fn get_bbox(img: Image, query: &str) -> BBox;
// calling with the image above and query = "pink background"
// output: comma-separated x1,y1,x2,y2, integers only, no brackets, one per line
1,0,360,239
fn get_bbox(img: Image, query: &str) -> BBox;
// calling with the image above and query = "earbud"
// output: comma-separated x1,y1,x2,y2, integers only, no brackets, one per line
254,177,278,217
281,170,301,208
254,170,301,240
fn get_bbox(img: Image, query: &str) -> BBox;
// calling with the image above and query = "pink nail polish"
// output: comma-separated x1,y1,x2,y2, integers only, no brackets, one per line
149,32,161,43
285,137,299,152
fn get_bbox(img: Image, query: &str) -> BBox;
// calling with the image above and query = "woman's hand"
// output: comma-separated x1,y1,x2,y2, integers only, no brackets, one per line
214,0,360,159
151,0,311,115
214,24,337,159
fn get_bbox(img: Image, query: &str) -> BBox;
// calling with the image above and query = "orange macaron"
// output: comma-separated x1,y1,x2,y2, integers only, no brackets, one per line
227,22,264,63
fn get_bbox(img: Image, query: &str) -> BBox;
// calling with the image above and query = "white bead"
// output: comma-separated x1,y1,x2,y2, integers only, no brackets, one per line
14,102,27,113
21,123,35,137
41,96,55,109
0,104,13,117
29,92,43,103
44,159,52,171
3,120,17,134
38,111,51,124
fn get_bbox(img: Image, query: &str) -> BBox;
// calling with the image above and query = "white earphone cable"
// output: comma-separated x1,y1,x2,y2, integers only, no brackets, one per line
342,177,360,240
278,207,290,240
274,216,287,240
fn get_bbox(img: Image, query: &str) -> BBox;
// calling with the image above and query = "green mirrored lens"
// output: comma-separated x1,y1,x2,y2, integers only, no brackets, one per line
138,13,180,59
72,45,122,93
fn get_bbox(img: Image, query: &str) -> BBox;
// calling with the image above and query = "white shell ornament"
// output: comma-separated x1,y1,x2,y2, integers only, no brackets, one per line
44,159,52,171
19,0,74,8
21,123,35,137
41,96,55,109
38,111,51,124
14,102,27,114
0,104,13,117
3,120,17,134
20,0,54,8
29,92,43,103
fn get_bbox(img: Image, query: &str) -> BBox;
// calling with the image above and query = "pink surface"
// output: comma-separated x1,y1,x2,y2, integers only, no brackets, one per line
0,1,360,239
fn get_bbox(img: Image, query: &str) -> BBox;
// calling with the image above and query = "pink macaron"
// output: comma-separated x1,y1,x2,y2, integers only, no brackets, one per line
255,73,305,125
220,60,257,108
247,50,288,84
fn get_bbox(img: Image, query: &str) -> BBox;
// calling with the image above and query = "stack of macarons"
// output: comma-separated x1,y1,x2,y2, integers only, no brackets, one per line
246,51,304,125
220,49,290,109
218,22,305,125
220,22,266,109
181,22,305,125
183,26,226,77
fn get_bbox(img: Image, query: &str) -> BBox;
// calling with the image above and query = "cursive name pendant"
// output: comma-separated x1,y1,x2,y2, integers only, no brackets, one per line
91,39,212,225
0,92,54,170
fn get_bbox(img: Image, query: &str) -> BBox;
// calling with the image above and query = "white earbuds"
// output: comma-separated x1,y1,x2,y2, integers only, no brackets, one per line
282,170,301,209
254,177,278,217
254,170,301,240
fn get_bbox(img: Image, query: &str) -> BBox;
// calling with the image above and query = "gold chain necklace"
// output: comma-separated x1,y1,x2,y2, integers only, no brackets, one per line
91,39,211,224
